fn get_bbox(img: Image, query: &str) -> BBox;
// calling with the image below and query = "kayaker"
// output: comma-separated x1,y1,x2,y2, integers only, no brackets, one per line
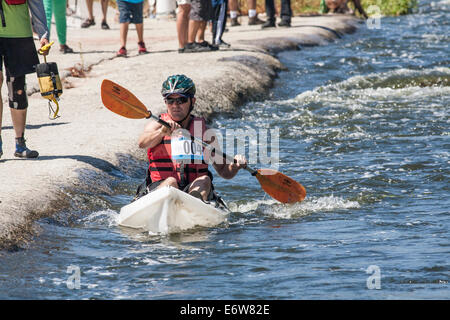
138,74,247,202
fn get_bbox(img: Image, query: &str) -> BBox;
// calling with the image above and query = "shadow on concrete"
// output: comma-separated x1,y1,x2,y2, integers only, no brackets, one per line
2,154,122,177
39,155,122,176
1,122,70,131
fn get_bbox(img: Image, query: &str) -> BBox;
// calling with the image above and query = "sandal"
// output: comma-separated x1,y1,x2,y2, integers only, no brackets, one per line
81,18,95,28
101,20,110,30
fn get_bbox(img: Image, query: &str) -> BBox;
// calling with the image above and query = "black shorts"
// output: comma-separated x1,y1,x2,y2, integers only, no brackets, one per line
0,37,40,77
190,0,212,21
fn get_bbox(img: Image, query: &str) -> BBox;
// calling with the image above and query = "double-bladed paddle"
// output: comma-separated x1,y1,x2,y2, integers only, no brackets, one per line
101,79,306,203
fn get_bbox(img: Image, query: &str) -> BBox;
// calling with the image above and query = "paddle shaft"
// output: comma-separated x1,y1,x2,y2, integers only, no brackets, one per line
149,113,257,176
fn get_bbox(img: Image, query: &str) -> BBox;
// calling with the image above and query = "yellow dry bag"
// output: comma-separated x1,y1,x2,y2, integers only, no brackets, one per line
36,42,62,119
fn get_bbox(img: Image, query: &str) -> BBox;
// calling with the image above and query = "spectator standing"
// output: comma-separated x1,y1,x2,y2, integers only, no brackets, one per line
261,0,292,28
211,0,229,47
43,0,74,53
177,0,191,53
81,0,110,29
229,0,264,26
0,0,50,159
185,0,216,52
116,0,148,57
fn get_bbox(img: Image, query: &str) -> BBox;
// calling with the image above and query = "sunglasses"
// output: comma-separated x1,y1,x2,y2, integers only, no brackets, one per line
165,96,189,105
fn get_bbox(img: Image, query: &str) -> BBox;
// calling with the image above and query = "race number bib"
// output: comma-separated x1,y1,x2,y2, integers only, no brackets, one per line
171,136,204,161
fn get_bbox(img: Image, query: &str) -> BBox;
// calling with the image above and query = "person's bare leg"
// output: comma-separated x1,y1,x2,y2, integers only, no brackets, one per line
120,22,129,48
177,4,191,49
156,177,179,189
136,23,144,43
1,75,26,138
10,108,26,139
189,175,211,201
101,0,109,22
228,0,237,12
197,21,207,43
86,0,94,20
229,0,239,25
188,20,201,44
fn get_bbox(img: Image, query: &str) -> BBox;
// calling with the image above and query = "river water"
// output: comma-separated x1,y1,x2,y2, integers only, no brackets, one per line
1,0,448,299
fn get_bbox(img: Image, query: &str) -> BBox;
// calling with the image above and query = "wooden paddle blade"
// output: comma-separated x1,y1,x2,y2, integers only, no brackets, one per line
101,79,150,119
255,169,306,203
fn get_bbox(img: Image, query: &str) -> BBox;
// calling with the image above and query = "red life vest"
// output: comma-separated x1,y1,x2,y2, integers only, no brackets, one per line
147,113,209,186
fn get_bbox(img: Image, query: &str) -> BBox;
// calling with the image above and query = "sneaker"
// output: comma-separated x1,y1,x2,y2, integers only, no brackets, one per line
216,40,231,48
101,20,110,30
248,16,265,25
60,44,74,54
117,47,127,57
261,20,276,29
81,18,95,28
230,17,240,27
278,20,291,27
178,47,186,54
183,43,196,53
196,41,219,51
14,137,39,159
138,42,148,54
184,42,212,53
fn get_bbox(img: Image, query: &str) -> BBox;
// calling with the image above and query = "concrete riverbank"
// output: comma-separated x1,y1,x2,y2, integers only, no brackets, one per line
0,10,361,247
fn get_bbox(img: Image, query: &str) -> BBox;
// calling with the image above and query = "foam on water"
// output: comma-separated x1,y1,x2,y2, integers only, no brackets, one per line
228,196,360,220
79,209,120,228
292,67,450,104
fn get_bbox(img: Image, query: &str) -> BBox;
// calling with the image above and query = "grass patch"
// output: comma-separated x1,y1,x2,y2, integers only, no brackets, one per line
360,0,418,16
227,0,417,16
106,0,417,16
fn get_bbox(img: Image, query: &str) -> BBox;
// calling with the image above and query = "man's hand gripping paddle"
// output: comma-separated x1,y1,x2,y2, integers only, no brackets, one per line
101,79,306,203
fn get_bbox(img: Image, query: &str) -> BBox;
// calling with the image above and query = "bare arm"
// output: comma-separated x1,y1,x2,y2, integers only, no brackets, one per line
138,119,179,149
212,154,247,179
202,127,247,179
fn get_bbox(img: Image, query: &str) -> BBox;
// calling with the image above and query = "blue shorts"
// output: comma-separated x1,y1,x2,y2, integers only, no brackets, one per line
117,0,144,24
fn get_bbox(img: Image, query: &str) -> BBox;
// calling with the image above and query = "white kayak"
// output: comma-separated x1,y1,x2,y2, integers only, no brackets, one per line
118,186,229,234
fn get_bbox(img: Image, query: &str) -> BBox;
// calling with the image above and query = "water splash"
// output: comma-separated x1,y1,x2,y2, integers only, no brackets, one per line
79,209,120,228
228,196,360,220
292,67,450,103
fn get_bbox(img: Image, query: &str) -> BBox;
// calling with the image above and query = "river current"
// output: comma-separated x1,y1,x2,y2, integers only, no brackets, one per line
1,0,448,299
